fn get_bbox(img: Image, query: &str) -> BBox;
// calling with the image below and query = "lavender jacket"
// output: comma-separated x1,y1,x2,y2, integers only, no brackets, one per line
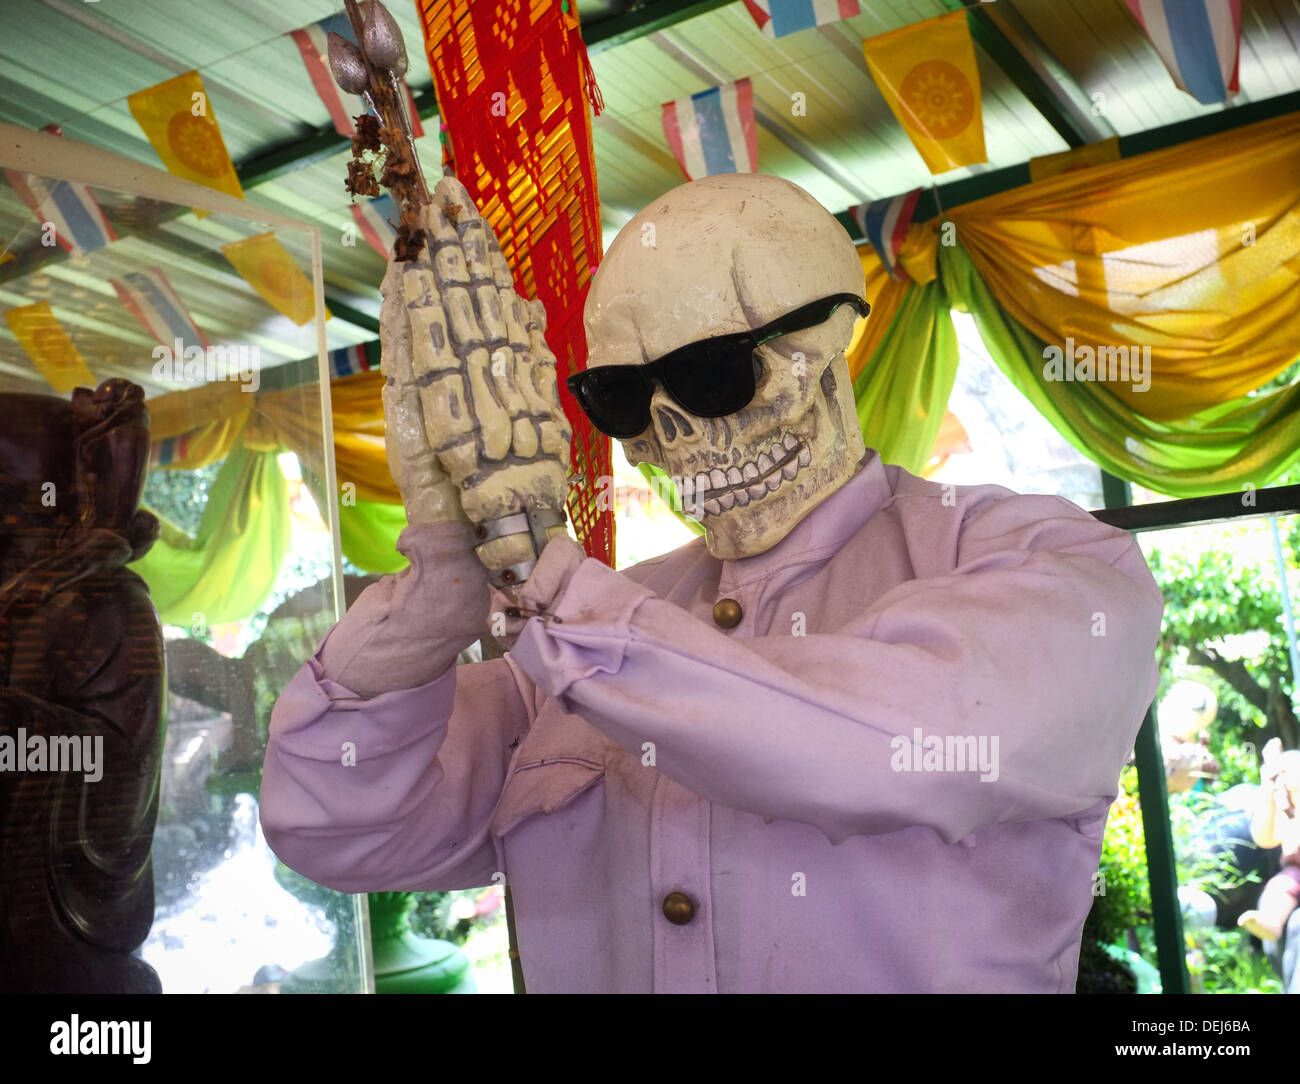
260,452,1163,993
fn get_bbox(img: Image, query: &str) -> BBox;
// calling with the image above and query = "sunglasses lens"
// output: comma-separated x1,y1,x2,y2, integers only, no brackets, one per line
578,366,650,438
665,339,757,417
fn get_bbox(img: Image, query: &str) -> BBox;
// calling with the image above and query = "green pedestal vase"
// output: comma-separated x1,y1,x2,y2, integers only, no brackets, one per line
368,892,476,994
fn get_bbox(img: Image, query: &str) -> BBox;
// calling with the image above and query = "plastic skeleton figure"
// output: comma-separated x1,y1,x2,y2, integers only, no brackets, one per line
261,172,1165,993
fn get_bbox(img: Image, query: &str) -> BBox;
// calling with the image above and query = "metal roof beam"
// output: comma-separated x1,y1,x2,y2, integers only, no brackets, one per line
836,92,1300,239
585,0,736,55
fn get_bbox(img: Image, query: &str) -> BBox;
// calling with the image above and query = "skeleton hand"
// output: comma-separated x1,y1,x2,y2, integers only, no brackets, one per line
380,175,573,584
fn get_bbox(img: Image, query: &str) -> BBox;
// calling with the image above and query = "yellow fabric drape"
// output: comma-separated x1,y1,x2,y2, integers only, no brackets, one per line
146,370,401,504
947,111,1300,421
847,222,938,382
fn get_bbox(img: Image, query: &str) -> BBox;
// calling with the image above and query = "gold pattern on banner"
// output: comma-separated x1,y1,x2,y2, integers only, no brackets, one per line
220,234,328,327
128,71,245,217
862,11,987,175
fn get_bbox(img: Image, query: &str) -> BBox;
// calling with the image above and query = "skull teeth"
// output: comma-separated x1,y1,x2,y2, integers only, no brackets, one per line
682,435,811,514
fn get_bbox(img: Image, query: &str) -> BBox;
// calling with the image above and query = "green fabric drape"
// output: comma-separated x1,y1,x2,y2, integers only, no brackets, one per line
940,242,1300,497
852,275,959,475
131,443,290,627
340,499,411,573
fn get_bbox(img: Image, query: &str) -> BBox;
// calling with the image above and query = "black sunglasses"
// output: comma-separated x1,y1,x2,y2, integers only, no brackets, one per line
567,293,869,439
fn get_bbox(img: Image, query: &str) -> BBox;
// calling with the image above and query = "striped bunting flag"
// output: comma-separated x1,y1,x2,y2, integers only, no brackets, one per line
4,127,116,257
350,195,397,259
742,0,862,39
661,78,758,182
1124,0,1241,105
329,342,374,378
850,188,921,280
111,268,208,350
289,11,425,140
149,433,191,469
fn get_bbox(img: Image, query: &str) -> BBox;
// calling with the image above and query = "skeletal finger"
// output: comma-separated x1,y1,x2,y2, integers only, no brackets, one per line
537,418,570,457
475,534,534,574
487,235,515,291
458,216,494,289
526,300,567,424
487,343,528,416
464,345,511,461
419,197,461,247
508,297,554,418
511,416,539,459
443,284,485,356
379,262,410,382
403,265,460,382
417,371,476,451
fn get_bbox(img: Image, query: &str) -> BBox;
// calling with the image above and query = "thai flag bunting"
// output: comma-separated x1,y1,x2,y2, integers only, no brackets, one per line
661,78,758,182
4,126,116,257
329,342,374,379
850,188,921,280
350,195,397,260
742,0,862,39
1124,0,1241,105
289,11,425,139
111,268,208,349
150,432,190,469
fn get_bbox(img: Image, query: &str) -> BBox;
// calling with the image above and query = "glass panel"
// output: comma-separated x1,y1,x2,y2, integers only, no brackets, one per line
0,169,370,993
1091,506,1300,994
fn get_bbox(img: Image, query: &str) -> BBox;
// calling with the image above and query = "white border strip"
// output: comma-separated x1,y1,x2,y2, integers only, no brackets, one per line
0,122,313,230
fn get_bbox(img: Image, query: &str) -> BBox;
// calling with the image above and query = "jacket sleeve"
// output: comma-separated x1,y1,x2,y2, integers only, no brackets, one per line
507,495,1164,846
259,522,533,892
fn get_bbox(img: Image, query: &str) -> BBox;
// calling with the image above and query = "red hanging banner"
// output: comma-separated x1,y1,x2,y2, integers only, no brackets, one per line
416,0,612,566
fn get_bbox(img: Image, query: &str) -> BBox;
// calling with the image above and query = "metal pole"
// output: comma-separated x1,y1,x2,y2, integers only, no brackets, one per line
1268,515,1300,714
1101,470,1190,994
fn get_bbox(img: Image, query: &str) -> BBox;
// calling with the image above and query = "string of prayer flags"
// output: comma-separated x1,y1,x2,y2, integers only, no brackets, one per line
850,188,921,280
128,71,245,213
220,233,326,327
4,301,96,393
662,78,758,182
3,126,116,257
862,12,986,174
349,194,397,259
328,342,375,378
742,0,862,39
110,268,208,350
1123,0,1241,105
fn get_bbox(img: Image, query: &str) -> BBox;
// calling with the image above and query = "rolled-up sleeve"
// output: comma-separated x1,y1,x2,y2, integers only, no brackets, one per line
260,649,532,892
259,519,533,893
508,494,1163,846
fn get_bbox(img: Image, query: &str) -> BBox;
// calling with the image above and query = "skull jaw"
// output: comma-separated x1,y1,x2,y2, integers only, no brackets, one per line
635,353,866,562
700,370,865,560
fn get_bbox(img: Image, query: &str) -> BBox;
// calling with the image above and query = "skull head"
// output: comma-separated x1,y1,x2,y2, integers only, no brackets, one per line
584,173,867,560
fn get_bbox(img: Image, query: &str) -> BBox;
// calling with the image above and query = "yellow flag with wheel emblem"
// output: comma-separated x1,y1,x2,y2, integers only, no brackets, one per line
128,71,244,216
862,11,986,175
5,301,96,393
221,233,328,327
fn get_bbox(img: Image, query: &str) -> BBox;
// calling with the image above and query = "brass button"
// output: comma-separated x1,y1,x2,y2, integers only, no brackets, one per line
712,598,743,628
662,891,695,925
